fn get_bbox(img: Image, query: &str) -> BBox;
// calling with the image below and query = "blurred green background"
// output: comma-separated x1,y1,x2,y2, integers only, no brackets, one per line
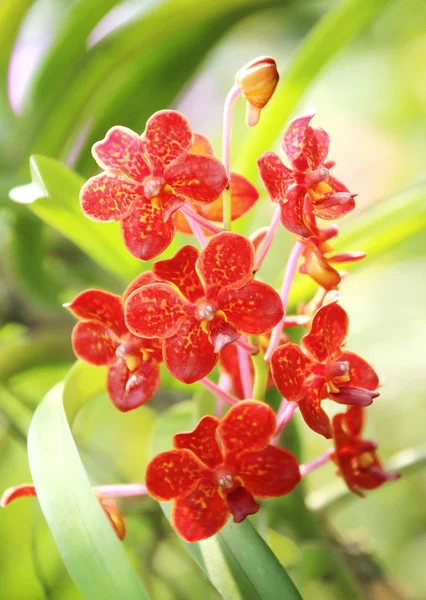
1,0,425,598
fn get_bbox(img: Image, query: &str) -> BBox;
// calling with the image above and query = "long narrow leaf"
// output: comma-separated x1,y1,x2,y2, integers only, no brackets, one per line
28,382,150,600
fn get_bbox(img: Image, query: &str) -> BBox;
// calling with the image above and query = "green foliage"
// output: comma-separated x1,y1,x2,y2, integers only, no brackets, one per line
28,382,151,600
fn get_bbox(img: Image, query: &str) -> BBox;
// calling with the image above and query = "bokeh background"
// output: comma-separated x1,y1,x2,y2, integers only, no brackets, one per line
0,0,425,599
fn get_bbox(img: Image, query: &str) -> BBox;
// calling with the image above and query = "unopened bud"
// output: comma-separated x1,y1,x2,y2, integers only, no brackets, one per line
235,56,279,127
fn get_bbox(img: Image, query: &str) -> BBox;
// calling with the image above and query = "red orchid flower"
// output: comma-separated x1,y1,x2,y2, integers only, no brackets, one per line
299,225,366,290
1,484,126,540
145,400,301,542
257,109,355,238
175,134,258,234
65,277,162,412
125,232,283,384
331,407,400,496
271,292,379,438
80,111,228,260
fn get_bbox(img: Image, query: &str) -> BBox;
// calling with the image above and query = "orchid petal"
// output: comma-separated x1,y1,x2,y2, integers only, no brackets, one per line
80,173,138,222
197,232,254,300
217,400,276,455
235,446,301,498
163,317,218,384
125,283,188,339
120,197,176,261
92,126,149,181
172,478,229,542
174,415,222,469
153,245,204,303
219,280,283,335
145,449,205,501
144,110,193,176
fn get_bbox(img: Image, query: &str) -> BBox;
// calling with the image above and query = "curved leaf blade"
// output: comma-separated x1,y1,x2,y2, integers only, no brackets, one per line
27,382,150,600
10,154,143,280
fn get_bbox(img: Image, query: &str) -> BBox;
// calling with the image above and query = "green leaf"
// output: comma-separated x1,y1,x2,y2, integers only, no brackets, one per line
237,0,392,178
22,0,283,165
10,155,143,281
150,402,302,600
28,382,150,600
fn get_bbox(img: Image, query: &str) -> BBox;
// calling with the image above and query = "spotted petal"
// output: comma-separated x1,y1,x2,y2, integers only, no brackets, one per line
197,232,254,301
163,317,218,384
92,126,149,181
342,351,379,391
122,272,156,302
144,110,193,176
174,415,222,469
65,289,126,337
190,133,215,156
280,185,312,237
80,173,139,222
125,283,189,339
172,478,229,542
165,154,227,203
217,400,276,455
235,446,301,498
145,449,205,501
153,245,204,303
120,197,176,261
107,359,160,412
299,380,332,438
71,321,117,365
283,110,325,171
271,343,310,402
257,151,294,202
302,293,348,362
219,280,283,335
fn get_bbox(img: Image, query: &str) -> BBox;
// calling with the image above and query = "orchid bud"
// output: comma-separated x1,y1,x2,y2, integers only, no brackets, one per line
235,56,279,127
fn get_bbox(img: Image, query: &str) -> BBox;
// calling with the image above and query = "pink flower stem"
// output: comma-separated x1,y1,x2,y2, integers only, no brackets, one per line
66,118,93,167
264,241,304,362
299,449,333,477
95,483,147,498
215,372,232,417
253,205,281,272
237,337,253,399
184,212,208,248
272,400,298,444
199,377,239,406
235,336,258,354
180,204,223,234
222,82,241,230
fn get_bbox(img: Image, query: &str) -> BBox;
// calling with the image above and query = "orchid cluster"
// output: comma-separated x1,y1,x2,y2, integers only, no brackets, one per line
2,57,398,543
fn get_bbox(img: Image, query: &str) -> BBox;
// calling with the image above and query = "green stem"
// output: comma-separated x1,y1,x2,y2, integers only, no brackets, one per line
249,337,269,401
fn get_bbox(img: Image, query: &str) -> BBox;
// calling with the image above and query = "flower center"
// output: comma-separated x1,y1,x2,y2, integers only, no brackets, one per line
218,474,234,488
143,177,163,199
197,303,216,321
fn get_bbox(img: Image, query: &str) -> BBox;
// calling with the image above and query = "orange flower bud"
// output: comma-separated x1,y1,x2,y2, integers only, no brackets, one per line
235,56,279,127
